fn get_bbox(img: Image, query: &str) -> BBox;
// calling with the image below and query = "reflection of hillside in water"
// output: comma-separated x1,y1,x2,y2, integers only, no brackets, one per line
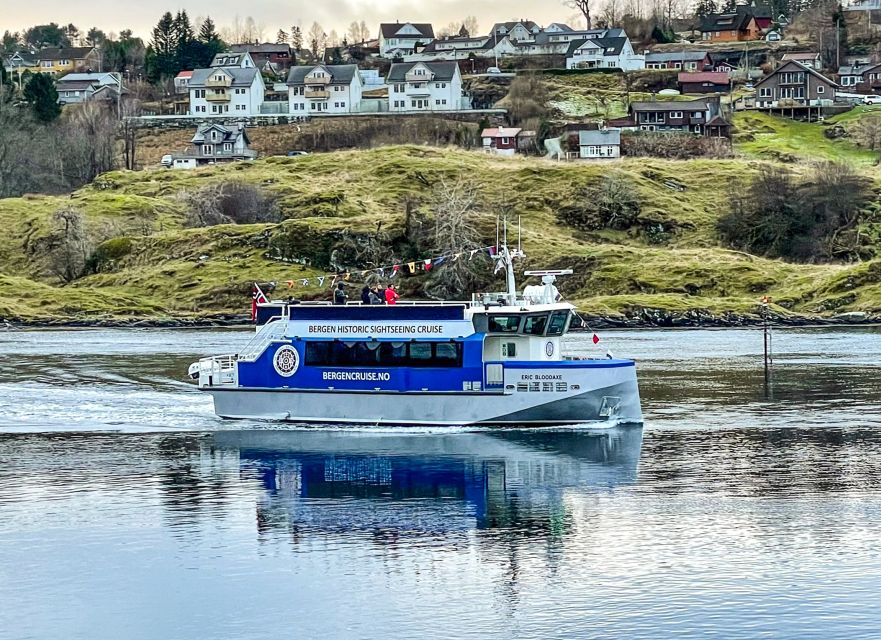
209,427,643,540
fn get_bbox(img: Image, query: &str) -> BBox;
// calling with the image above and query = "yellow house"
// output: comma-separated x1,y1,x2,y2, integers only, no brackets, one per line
36,46,99,76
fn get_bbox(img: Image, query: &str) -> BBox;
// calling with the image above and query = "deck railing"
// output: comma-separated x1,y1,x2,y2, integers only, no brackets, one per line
238,318,289,362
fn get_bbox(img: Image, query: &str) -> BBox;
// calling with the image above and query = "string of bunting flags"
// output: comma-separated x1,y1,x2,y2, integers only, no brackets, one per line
281,245,499,290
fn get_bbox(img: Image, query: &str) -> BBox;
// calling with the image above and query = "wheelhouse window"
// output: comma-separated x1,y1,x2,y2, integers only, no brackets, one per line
546,311,570,336
305,340,462,368
523,314,549,335
488,315,521,333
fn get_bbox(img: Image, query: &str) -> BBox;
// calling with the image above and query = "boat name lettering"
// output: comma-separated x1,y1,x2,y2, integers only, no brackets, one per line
520,374,563,380
322,371,392,381
308,324,445,335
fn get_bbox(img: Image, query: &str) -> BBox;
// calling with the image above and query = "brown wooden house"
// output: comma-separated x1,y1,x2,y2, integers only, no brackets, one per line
754,60,838,109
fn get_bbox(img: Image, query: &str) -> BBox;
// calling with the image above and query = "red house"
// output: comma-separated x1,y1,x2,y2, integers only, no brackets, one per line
481,127,531,156
678,71,731,94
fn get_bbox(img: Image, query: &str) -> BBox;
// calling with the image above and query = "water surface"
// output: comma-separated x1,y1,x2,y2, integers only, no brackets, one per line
1,327,880,639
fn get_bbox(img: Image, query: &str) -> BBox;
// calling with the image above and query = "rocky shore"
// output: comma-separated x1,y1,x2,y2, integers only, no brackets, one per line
4,309,880,330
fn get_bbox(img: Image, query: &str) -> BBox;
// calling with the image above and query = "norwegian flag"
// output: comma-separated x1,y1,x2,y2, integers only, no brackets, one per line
250,284,268,322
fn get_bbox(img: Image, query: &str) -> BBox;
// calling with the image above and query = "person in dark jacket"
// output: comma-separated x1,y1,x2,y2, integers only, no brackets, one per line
369,287,383,304
361,286,371,305
333,282,347,305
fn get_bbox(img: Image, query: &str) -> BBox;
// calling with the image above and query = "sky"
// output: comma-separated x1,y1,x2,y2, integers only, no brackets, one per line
5,0,583,41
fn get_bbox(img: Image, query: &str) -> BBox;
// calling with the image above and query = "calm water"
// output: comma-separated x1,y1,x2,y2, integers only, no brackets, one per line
1,327,881,639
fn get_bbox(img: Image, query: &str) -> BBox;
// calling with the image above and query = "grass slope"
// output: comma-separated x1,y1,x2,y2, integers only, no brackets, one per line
2,145,881,322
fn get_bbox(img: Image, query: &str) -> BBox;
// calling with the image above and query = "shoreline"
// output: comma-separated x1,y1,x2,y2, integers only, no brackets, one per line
4,311,880,330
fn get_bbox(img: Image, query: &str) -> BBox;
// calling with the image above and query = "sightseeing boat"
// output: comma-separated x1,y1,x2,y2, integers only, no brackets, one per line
189,246,642,426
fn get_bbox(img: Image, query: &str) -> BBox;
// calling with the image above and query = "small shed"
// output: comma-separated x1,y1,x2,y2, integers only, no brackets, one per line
481,127,524,156
578,129,621,160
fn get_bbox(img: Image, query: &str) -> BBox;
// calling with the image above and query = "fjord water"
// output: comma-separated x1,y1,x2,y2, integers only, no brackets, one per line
1,328,881,639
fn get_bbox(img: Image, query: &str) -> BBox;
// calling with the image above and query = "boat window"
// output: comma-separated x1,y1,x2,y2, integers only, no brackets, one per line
488,315,521,333
409,343,433,364
304,341,462,368
546,311,570,336
523,313,549,335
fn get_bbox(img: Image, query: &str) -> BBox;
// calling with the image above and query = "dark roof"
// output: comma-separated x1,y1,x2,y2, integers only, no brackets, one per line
566,37,627,56
491,21,540,33
55,80,96,91
699,10,754,33
421,36,488,52
286,64,359,85
630,99,712,112
37,46,95,61
188,67,259,88
387,61,459,82
380,23,435,39
229,43,291,54
645,51,709,63
837,62,880,75
754,60,839,88
678,71,730,84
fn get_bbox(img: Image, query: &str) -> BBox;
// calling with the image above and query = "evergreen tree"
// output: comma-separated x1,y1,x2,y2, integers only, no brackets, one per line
720,0,736,11
85,27,106,46
695,0,718,18
24,73,60,122
173,11,197,71
276,29,289,44
146,12,177,83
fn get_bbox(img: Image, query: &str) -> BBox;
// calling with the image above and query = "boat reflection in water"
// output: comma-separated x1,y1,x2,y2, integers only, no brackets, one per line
209,425,643,537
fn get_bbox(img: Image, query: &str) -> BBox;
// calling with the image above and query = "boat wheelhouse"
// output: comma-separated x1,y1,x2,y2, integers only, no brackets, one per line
191,249,642,426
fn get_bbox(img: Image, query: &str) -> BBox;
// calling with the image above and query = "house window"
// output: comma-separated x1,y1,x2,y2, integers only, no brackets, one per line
211,105,218,113
670,111,683,119
759,87,772,97
340,102,346,108
204,144,214,155
224,143,232,151
501,137,510,144
817,85,825,94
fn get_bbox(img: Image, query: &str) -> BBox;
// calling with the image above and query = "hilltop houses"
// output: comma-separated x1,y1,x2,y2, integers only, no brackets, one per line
379,22,435,58
645,51,712,71
287,64,363,114
387,61,464,111
700,3,771,42
188,52,265,116
229,43,293,75
36,46,99,75
622,98,730,137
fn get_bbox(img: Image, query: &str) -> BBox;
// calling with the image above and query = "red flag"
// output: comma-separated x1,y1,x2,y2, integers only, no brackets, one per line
250,285,268,321
592,334,600,345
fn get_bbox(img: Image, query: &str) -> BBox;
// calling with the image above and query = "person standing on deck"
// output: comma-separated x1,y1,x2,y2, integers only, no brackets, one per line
360,286,371,305
369,287,383,304
384,285,399,305
333,282,348,305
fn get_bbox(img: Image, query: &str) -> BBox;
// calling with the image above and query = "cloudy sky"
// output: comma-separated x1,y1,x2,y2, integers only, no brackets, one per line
7,0,584,41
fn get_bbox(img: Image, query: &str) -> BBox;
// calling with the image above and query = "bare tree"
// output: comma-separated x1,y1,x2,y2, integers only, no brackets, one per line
850,115,881,162
565,0,593,29
327,29,340,47
308,22,326,60
347,21,361,44
241,16,264,43
60,102,117,185
463,16,480,37
44,206,92,282
120,98,143,170
419,177,489,299
358,21,370,42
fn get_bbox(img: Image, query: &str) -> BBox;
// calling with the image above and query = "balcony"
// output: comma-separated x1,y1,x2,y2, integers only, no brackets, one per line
206,91,231,102
305,89,330,100
404,71,434,82
404,84,431,97
304,76,331,85
205,76,232,88
689,115,705,124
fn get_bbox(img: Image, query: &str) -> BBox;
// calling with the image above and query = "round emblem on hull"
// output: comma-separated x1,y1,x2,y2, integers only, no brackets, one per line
545,341,555,357
273,345,300,377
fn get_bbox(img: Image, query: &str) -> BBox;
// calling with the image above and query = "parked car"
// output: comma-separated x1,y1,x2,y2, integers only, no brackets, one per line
286,150,309,156
160,154,173,167
487,66,501,74
863,95,881,105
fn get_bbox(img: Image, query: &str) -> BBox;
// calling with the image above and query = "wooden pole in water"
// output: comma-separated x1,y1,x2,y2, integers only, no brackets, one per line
761,296,772,398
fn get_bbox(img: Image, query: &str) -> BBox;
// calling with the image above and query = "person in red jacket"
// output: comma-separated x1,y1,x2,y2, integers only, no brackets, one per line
384,284,399,305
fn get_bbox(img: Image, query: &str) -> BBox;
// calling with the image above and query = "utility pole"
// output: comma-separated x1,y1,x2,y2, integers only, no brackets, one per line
761,296,773,398
837,17,841,70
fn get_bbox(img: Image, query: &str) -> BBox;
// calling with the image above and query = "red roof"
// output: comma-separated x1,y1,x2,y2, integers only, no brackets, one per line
678,71,729,84
481,127,522,138
176,70,193,79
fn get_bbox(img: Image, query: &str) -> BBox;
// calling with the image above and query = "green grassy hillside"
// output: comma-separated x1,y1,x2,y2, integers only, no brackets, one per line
2,145,881,324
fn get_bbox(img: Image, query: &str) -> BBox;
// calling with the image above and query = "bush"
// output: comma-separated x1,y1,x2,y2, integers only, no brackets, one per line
718,162,875,262
87,237,134,273
558,173,642,232
622,132,733,159
179,181,280,227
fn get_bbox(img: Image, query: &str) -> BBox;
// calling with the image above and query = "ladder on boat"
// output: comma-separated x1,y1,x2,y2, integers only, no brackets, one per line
238,319,289,362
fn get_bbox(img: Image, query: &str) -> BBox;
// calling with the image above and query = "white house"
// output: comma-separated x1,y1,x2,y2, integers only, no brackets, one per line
566,37,645,71
489,20,542,42
379,22,435,58
287,64,363,115
514,28,635,57
578,129,621,159
188,51,264,116
174,70,192,94
387,61,464,112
